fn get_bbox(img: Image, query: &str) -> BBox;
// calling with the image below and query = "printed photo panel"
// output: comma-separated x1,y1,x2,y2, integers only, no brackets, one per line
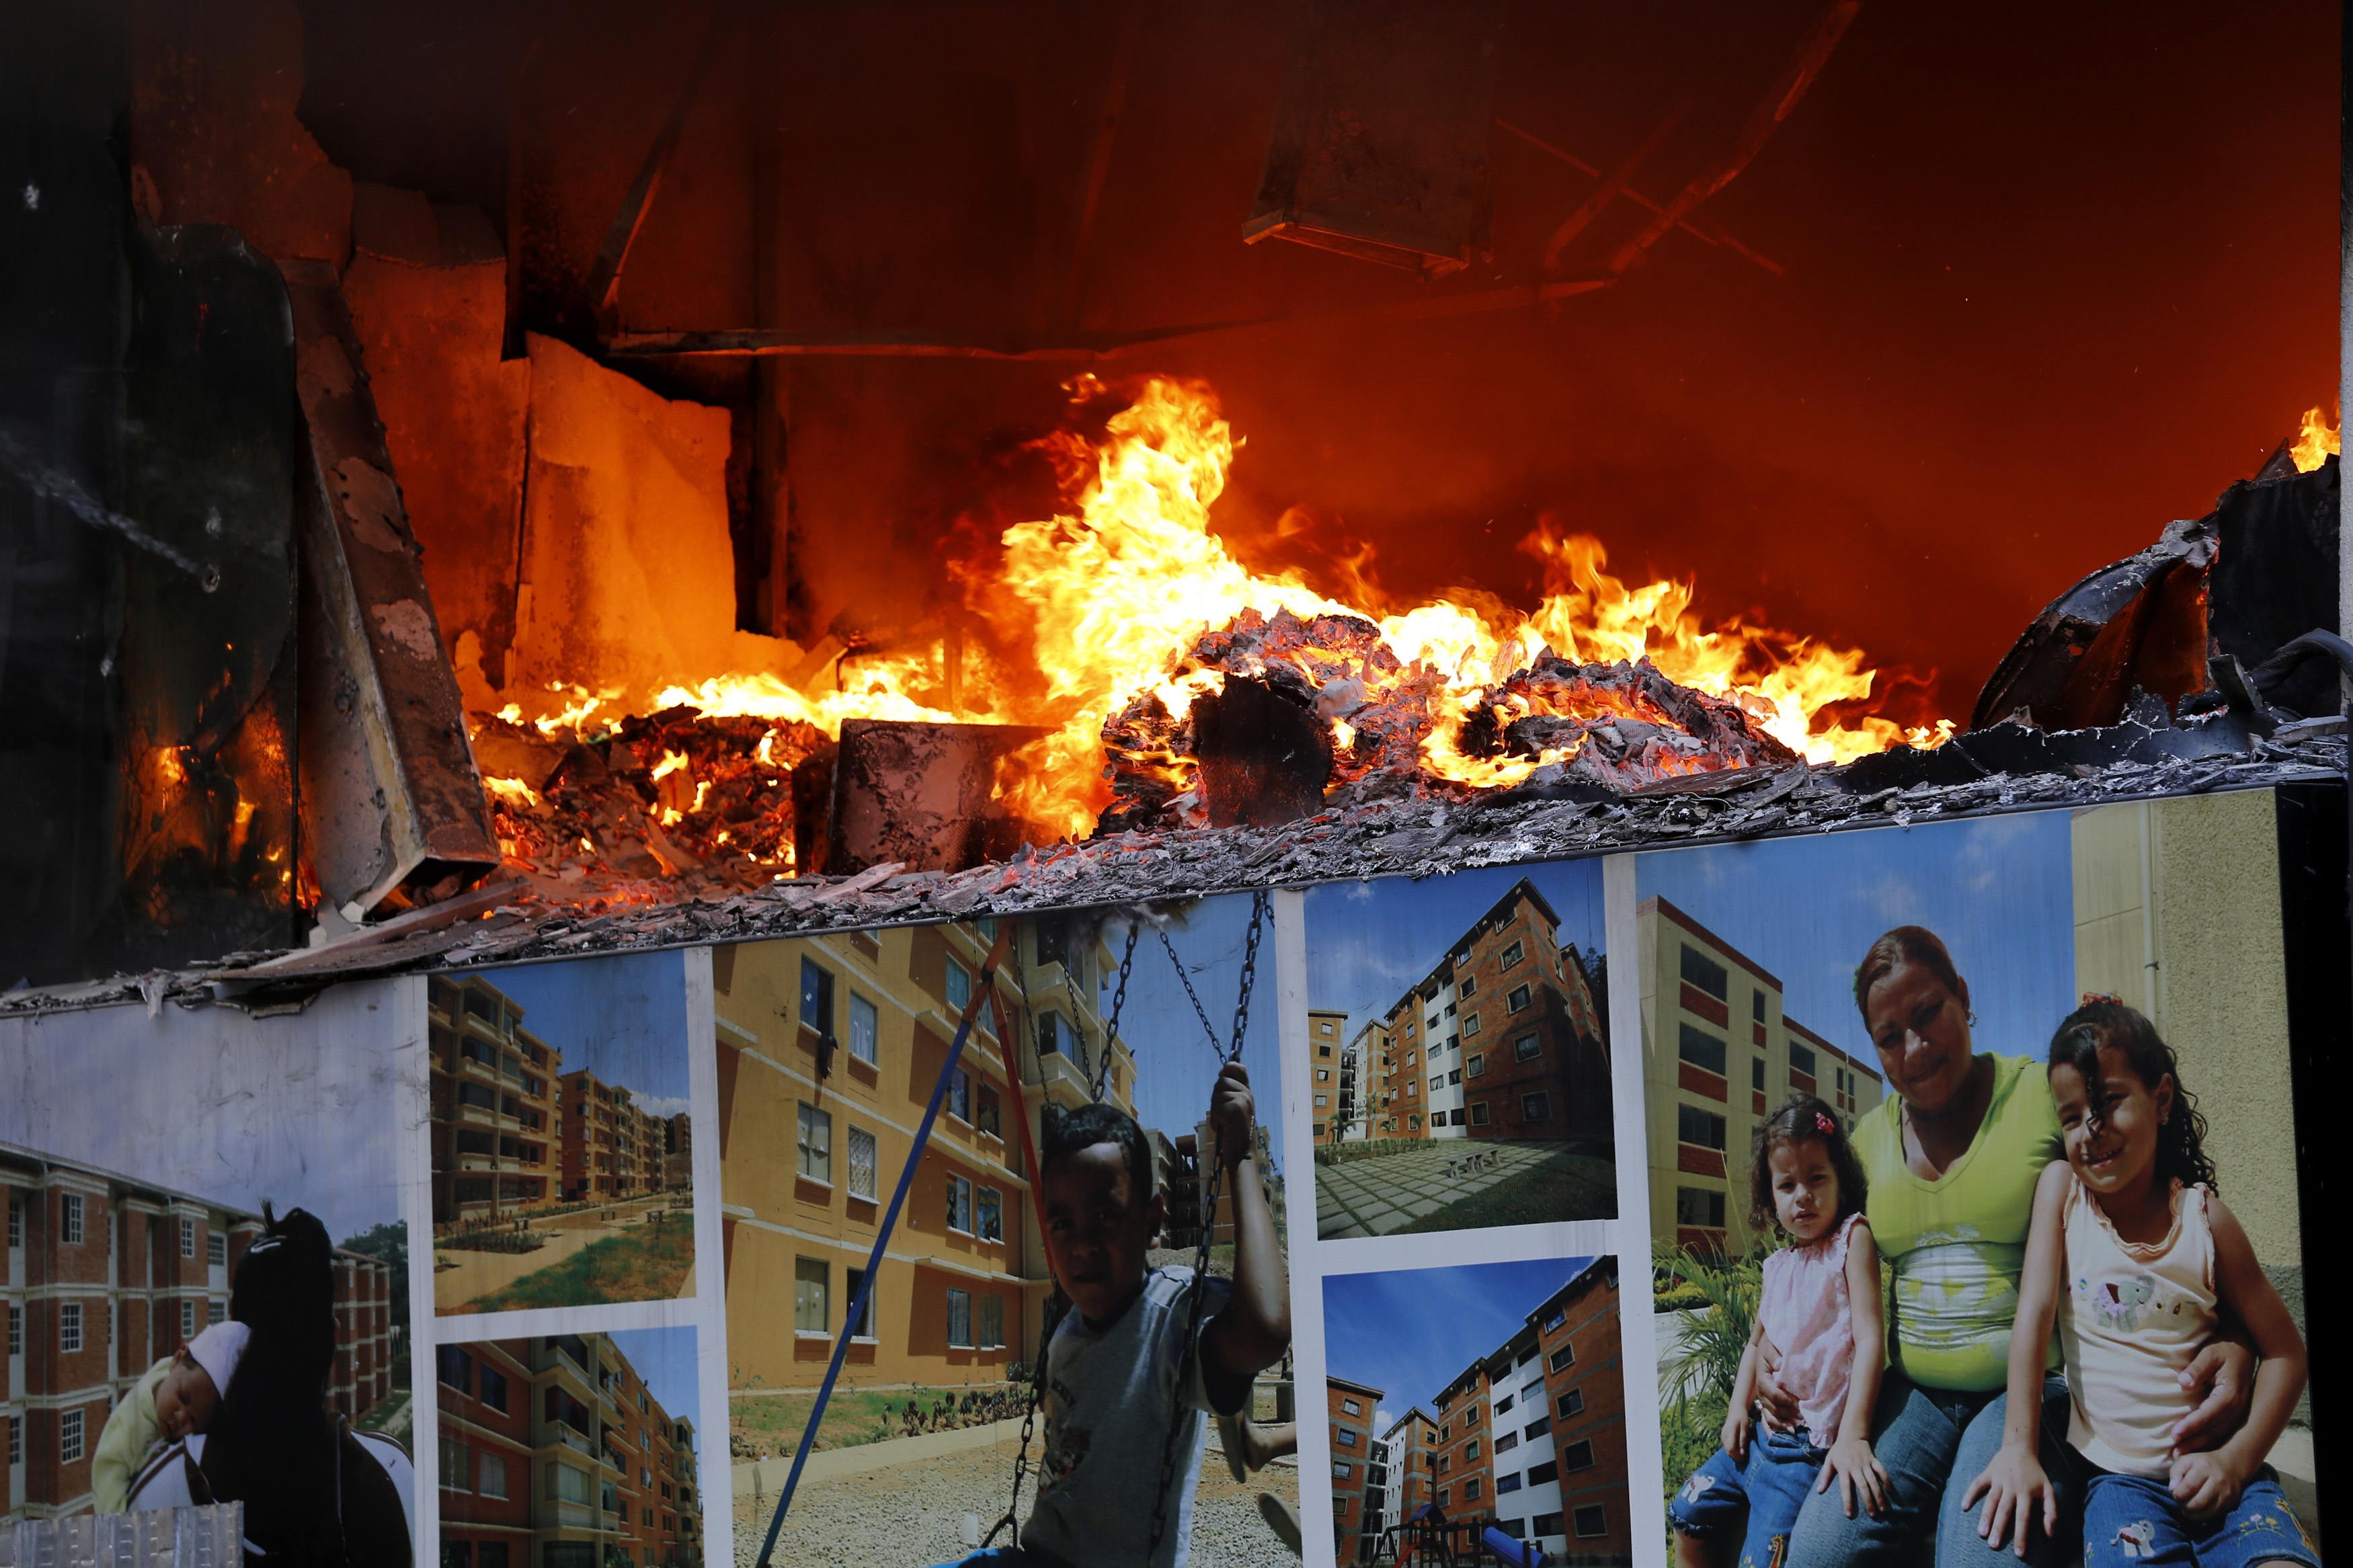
714,895,1302,1567
0,979,419,1558
1641,788,2329,1567
426,950,699,1317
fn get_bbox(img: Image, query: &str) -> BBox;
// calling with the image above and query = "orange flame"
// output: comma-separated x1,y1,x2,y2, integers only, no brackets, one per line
489,376,1940,837
2290,405,2340,472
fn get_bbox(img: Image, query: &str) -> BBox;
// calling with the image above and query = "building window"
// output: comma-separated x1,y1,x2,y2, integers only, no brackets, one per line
1463,1477,1483,1501
1465,1053,1486,1079
440,1440,473,1493
1790,1041,1818,1077
945,956,973,1012
1500,940,1525,970
57,1407,87,1464
1521,1091,1551,1120
1496,1392,1514,1416
1507,984,1531,1013
1466,1438,1481,1462
1681,944,1730,999
947,1288,973,1348
7,1415,18,1463
1679,1024,1728,1076
977,1085,1002,1137
481,1366,510,1413
1677,1186,1726,1229
1314,1094,1329,1108
1678,1104,1727,1150
844,1267,875,1338
979,1293,1005,1349
1550,1343,1575,1372
1561,1438,1597,1471
1557,1387,1585,1419
1462,1014,1480,1038
1469,1102,1491,1126
8,1303,22,1355
1497,1430,1519,1455
1037,1009,1072,1058
799,958,836,1037
1332,1461,1351,1479
1523,1413,1550,1440
438,1346,475,1395
209,1299,226,1326
1447,1069,1462,1085
7,1194,18,1247
1429,1074,1443,1091
848,994,879,1066
1753,1057,1765,1091
947,1175,973,1233
1752,988,1767,1021
208,1233,226,1267
479,1450,510,1499
1513,1032,1540,1062
978,1188,1003,1243
1574,1504,1607,1538
947,1067,972,1123
795,1257,828,1333
59,1301,83,1352
181,1299,196,1339
1497,1473,1523,1495
797,1102,832,1182
1527,1458,1560,1485
847,1127,878,1202
1316,1069,1330,1082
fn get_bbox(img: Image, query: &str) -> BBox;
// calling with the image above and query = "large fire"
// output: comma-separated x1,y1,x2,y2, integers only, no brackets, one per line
2289,405,2340,472
481,376,1947,874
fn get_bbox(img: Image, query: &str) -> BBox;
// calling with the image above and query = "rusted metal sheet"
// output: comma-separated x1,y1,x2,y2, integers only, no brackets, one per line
826,719,1047,875
282,260,500,915
1243,0,1509,276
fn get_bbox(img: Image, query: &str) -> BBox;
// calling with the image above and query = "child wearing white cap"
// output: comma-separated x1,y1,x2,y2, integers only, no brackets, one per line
92,1321,250,1513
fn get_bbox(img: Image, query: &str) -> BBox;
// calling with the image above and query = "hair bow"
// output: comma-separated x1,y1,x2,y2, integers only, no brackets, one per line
2081,991,2124,1007
1814,1110,1837,1134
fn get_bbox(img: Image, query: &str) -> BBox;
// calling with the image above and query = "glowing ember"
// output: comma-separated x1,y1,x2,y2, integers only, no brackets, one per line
479,375,1943,864
2289,405,2340,473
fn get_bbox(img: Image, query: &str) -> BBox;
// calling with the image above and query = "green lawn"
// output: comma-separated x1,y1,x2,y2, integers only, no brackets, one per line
730,1384,1025,1455
1396,1149,1618,1233
461,1223,695,1313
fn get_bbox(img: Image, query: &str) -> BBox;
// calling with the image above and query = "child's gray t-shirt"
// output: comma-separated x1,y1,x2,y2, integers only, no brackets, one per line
1021,1265,1236,1568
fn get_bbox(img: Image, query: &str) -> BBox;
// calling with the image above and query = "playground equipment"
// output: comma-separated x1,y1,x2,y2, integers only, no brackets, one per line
1371,1504,1550,1567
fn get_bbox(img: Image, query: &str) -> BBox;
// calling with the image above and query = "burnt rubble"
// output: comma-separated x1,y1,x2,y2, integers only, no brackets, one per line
8,715,2339,1020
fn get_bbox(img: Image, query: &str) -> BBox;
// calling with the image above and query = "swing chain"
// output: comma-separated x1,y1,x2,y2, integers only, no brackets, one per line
1091,921,1142,1104
986,1292,1064,1549
1156,928,1222,1055
1145,889,1271,1567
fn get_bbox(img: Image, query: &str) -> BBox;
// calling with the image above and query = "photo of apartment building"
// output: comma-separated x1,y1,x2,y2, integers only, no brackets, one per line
438,1326,703,1568
1308,868,1617,1238
1324,1256,1630,1565
3,1143,403,1520
717,915,1131,1393
1635,895,1883,1254
428,954,698,1315
1327,1374,1383,1554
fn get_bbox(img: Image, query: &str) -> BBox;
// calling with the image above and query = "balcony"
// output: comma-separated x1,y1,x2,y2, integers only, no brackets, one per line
535,1421,597,1460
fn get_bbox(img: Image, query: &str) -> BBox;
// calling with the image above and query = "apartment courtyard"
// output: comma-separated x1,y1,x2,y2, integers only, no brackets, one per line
1313,1136,1616,1238
434,1192,696,1313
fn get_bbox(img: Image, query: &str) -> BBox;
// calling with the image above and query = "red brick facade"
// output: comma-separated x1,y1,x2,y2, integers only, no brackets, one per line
1326,1376,1382,1563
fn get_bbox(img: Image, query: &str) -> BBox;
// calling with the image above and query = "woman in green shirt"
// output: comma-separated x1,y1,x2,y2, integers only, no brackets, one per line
1755,925,2253,1567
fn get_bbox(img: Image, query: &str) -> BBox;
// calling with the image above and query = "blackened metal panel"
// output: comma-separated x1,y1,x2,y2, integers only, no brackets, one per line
282,261,499,914
2209,458,2341,719
1244,0,1508,276
826,719,1045,875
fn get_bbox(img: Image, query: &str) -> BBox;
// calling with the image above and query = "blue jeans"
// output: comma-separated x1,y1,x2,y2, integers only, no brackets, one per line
2080,1465,2319,1568
1784,1371,2079,1568
1670,1428,1828,1567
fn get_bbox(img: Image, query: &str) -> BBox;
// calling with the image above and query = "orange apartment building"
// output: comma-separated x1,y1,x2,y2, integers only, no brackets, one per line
1326,1374,1383,1561
439,1332,702,1568
715,914,1133,1391
3,1143,399,1520
1637,896,1884,1253
1308,1009,1348,1143
1417,1258,1630,1564
1368,1407,1439,1561
1365,878,1610,1143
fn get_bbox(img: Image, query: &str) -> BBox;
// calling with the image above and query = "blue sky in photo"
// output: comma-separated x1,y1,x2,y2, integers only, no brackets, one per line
0,982,401,1241
480,948,694,1115
1303,859,1608,1044
1636,811,2079,1076
1323,1256,1600,1432
607,1325,702,1469
1101,892,1289,1178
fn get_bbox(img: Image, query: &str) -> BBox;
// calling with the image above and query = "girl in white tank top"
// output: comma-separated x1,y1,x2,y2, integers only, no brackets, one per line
1962,1001,2315,1567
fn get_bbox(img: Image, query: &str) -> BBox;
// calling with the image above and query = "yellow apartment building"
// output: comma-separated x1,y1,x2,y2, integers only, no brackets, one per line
1638,896,1884,1254
715,915,1131,1391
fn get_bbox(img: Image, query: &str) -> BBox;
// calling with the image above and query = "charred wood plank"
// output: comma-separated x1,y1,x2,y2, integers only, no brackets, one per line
1193,676,1333,828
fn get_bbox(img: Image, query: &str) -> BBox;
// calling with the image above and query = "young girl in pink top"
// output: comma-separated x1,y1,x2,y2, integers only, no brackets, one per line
1965,1001,2315,1567
1671,1095,1890,1568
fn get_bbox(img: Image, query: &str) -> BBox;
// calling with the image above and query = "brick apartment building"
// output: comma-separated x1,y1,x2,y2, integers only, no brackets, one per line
438,1332,702,1568
429,975,692,1227
1326,1375,1382,1558
715,915,1133,1390
1414,1257,1628,1564
1308,1009,1348,1143
1636,897,1884,1254
560,1071,674,1204
1359,878,1611,1144
1367,1407,1438,1563
3,1143,399,1520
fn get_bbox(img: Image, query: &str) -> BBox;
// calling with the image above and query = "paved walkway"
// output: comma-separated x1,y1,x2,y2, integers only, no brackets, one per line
1314,1139,1582,1238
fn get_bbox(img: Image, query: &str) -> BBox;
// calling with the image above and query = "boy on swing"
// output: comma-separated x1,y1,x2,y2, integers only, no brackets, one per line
938,1059,1292,1568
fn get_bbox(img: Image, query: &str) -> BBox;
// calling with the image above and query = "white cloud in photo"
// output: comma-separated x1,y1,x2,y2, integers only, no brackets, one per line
631,1090,691,1120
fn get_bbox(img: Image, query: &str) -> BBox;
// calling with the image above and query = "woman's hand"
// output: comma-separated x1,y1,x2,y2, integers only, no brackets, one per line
1961,1441,2057,1558
1719,1405,1751,1465
1819,1435,1888,1519
2168,1339,2256,1454
1750,1333,1802,1433
2169,1450,2251,1521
